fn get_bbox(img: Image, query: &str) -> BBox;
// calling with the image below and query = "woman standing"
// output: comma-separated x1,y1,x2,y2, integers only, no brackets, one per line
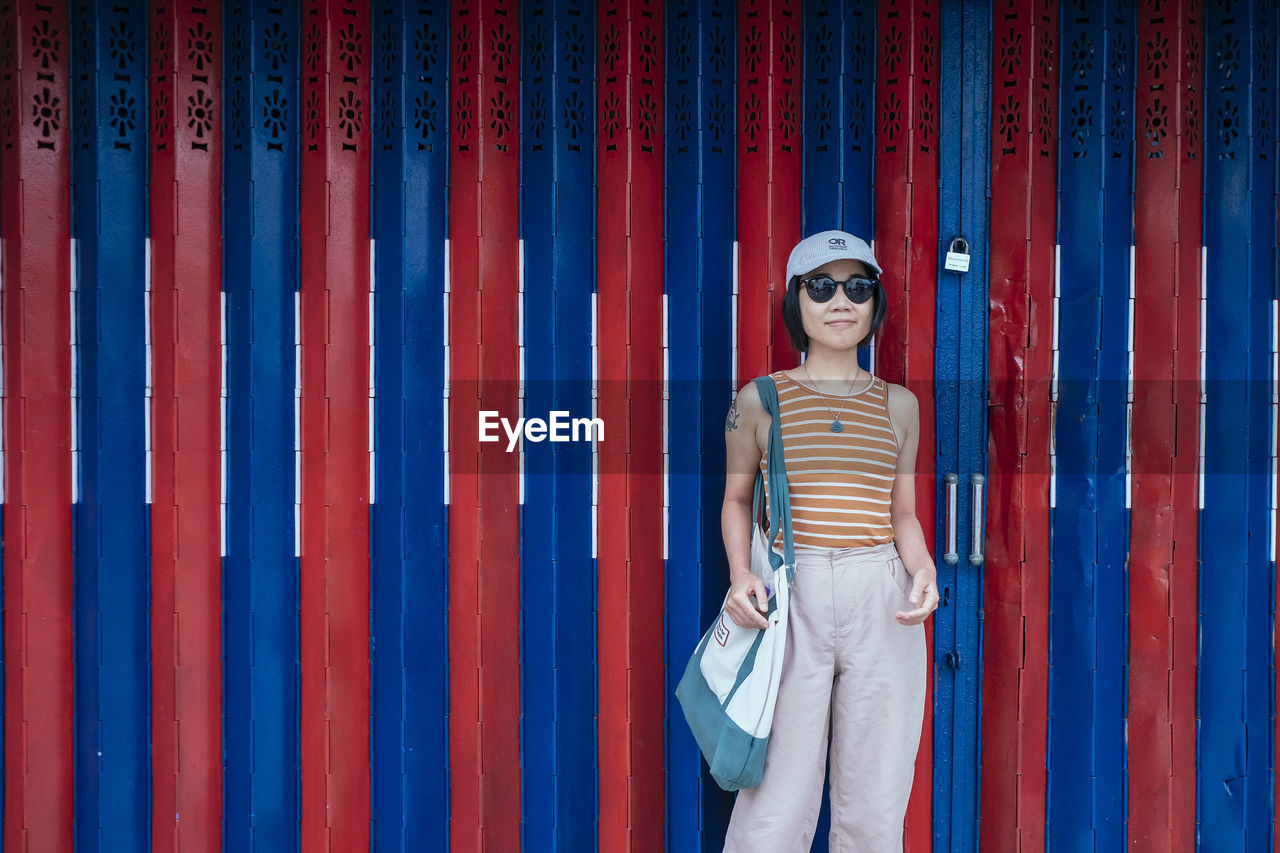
720,231,939,852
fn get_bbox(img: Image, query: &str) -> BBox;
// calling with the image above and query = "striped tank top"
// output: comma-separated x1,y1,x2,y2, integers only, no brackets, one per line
759,370,900,549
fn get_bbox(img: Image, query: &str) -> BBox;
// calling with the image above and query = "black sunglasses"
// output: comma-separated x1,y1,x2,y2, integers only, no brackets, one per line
799,274,879,304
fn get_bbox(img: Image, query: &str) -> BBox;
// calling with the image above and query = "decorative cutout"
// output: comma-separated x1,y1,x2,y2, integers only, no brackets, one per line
1183,26,1199,162
76,77,91,151
1257,99,1272,156
999,31,1023,78
258,15,286,74
263,88,288,139
1,88,14,148
414,91,439,144
850,28,868,79
529,90,546,139
1036,101,1054,157
375,4,397,150
76,0,92,75
487,89,511,147
154,19,169,73
337,22,364,72
673,27,693,77
673,91,692,142
812,91,833,140
1110,31,1127,80
1183,96,1198,158
1069,97,1092,157
779,25,798,74
454,23,472,74
918,89,935,153
529,24,548,74
415,23,440,77
1037,28,1054,81
73,1,93,151
1143,96,1168,156
1109,94,1126,147
31,16,60,71
1144,31,1169,82
882,26,904,77
881,90,902,146
707,91,727,142
1,17,17,76
744,27,763,75
603,23,621,73
31,85,62,139
565,23,586,74
636,90,658,141
230,87,245,142
708,25,728,75
812,28,834,75
602,90,621,139
186,21,213,73
305,23,322,75
1071,33,1094,82
378,22,397,76
1258,30,1273,86
337,88,363,138
1215,99,1238,158
379,89,396,144
229,19,247,76
638,26,658,76
920,27,935,78
1215,33,1240,83
185,88,214,147
742,91,762,141
109,20,138,71
304,88,320,142
489,21,512,74
996,93,1021,152
563,90,585,139
153,88,168,147
777,90,797,141
849,90,865,151
1258,13,1273,159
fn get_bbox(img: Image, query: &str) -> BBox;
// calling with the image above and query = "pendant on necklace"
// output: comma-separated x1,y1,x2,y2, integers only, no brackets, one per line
830,420,844,433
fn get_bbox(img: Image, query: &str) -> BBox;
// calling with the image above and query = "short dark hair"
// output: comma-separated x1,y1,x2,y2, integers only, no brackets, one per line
782,275,888,354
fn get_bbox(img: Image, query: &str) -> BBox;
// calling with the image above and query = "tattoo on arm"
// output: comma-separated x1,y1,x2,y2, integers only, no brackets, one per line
725,405,741,431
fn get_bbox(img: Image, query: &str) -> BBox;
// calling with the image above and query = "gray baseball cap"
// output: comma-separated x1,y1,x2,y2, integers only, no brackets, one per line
785,230,882,281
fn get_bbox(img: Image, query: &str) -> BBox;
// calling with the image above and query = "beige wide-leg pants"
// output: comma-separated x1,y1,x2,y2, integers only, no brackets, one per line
722,541,928,853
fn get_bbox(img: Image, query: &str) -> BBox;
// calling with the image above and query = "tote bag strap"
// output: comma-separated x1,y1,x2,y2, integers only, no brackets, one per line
751,376,795,576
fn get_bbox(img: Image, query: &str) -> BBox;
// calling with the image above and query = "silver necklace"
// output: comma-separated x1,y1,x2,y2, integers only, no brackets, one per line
800,363,870,433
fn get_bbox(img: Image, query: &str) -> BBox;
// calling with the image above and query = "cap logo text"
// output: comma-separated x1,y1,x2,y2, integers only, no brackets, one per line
828,238,847,249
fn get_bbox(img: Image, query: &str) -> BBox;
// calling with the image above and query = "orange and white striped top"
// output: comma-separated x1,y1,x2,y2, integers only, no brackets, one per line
760,370,900,549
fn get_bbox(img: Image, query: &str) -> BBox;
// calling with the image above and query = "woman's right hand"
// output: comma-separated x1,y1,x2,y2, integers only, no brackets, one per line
726,573,772,630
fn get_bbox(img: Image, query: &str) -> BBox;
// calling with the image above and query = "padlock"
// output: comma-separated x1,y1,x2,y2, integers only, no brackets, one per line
944,236,971,273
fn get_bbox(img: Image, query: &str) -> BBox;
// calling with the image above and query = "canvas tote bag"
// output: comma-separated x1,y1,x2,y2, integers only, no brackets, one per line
675,375,796,791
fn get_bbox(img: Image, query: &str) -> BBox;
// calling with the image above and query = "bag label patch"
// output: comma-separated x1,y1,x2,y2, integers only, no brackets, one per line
714,613,731,646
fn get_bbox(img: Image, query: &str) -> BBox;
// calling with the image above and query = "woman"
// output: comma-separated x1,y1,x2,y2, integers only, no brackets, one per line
720,230,940,852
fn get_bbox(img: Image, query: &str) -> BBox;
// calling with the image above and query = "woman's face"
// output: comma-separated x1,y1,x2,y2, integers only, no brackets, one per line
797,258,875,352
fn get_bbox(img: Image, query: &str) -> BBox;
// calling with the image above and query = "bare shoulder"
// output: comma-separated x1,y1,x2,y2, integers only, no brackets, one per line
732,378,765,414
727,378,768,432
884,381,919,413
884,381,919,437
725,377,773,476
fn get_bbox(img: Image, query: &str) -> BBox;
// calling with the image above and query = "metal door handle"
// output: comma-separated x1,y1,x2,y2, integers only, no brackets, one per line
969,473,985,565
944,473,958,565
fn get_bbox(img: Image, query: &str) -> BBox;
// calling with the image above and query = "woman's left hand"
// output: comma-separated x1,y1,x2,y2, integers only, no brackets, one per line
894,569,940,626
